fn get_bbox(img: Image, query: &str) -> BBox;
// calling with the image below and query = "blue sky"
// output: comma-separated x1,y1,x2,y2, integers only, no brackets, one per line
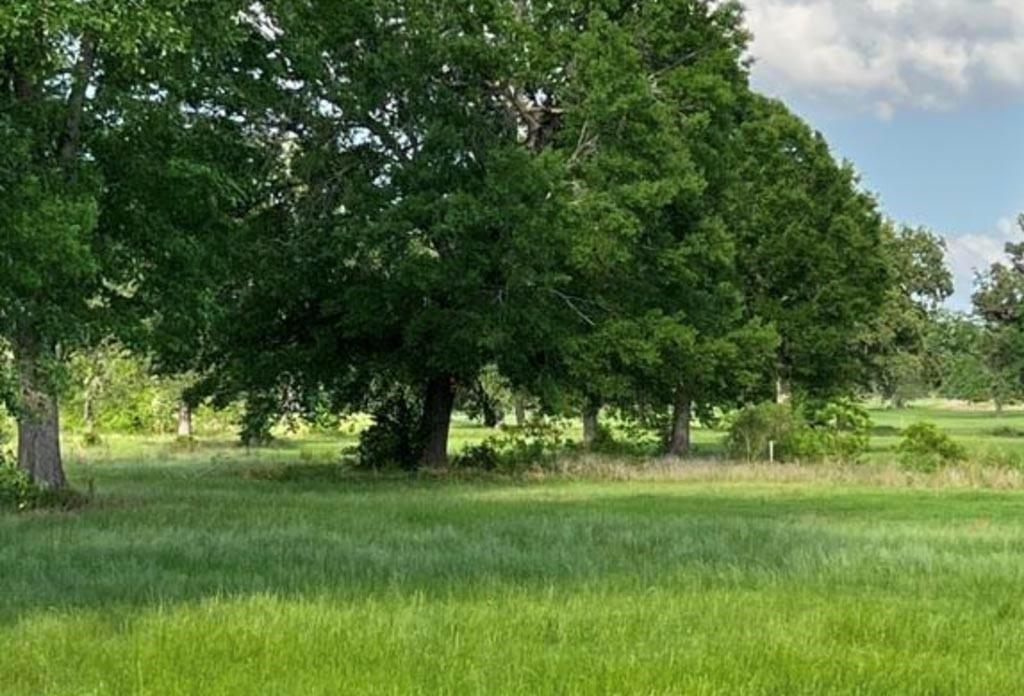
743,0,1024,309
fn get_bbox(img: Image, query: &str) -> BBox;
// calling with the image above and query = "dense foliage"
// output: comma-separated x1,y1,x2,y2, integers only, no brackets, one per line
2,0,980,477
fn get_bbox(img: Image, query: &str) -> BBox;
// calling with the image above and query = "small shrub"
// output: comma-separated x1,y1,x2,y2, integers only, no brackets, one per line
726,399,870,464
725,403,799,461
797,398,871,463
898,422,967,472
452,420,570,472
0,452,83,511
356,389,424,470
0,453,37,511
487,419,568,471
80,431,104,448
451,443,502,471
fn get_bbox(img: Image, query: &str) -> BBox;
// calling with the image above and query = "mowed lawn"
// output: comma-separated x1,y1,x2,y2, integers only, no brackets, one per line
4,405,1024,694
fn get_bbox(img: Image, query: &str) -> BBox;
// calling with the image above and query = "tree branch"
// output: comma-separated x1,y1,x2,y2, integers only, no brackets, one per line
58,34,97,176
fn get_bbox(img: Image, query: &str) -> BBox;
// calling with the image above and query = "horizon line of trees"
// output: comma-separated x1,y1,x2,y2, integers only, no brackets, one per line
3,0,1018,488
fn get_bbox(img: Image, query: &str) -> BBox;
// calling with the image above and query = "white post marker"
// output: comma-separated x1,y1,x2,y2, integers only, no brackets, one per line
768,440,775,464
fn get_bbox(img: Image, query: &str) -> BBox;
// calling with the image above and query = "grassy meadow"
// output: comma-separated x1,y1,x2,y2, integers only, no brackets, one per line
5,402,1024,693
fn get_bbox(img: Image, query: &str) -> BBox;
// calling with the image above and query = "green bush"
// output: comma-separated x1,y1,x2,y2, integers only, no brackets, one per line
452,420,569,472
726,399,870,464
451,443,502,471
80,431,104,448
897,422,967,472
0,452,86,512
356,388,424,470
797,398,871,462
725,403,798,462
0,453,37,511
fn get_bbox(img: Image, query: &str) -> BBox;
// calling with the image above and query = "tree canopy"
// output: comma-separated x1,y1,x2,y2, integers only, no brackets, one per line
2,0,924,478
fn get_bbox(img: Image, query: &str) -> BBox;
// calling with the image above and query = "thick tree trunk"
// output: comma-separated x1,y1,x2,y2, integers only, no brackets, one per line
15,341,66,489
177,402,193,438
514,398,526,427
666,386,692,458
420,375,456,467
582,403,600,449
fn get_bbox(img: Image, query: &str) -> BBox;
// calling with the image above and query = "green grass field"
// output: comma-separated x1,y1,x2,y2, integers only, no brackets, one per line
5,402,1024,694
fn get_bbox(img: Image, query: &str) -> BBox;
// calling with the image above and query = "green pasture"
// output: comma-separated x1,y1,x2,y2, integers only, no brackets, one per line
4,401,1024,694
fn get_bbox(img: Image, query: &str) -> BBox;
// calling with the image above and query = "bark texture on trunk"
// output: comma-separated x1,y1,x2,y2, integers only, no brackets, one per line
666,386,692,458
177,402,193,438
420,375,456,467
16,341,65,489
582,404,600,449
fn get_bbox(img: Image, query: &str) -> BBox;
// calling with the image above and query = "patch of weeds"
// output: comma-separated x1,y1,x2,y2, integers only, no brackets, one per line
244,461,352,484
80,431,104,448
0,452,88,512
977,449,1024,472
169,435,199,453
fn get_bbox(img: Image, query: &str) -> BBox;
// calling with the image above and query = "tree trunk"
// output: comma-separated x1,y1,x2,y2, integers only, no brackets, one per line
83,392,96,436
666,386,692,458
514,398,526,427
177,402,193,438
420,375,456,468
582,403,600,449
774,376,791,405
15,340,66,489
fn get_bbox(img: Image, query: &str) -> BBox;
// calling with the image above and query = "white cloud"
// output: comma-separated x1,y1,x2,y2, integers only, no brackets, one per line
945,216,1020,307
743,0,1024,118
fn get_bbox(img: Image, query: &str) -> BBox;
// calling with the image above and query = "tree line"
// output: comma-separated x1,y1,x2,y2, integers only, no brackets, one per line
2,0,1011,488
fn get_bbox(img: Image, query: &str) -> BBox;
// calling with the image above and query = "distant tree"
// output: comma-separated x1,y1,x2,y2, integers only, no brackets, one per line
861,224,954,406
972,216,1024,410
925,312,991,403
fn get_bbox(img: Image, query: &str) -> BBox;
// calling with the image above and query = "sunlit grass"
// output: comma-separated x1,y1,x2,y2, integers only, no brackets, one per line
5,401,1024,693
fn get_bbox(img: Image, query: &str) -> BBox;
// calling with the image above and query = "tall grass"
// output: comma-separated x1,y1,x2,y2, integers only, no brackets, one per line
4,430,1024,693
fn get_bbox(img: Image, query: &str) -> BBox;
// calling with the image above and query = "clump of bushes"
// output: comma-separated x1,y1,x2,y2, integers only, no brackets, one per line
897,422,967,472
797,399,872,461
726,398,871,464
356,388,425,470
452,420,569,472
0,453,38,511
725,402,798,462
0,452,82,512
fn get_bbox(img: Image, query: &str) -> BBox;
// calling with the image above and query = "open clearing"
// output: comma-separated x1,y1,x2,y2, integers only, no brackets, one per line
4,403,1024,694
